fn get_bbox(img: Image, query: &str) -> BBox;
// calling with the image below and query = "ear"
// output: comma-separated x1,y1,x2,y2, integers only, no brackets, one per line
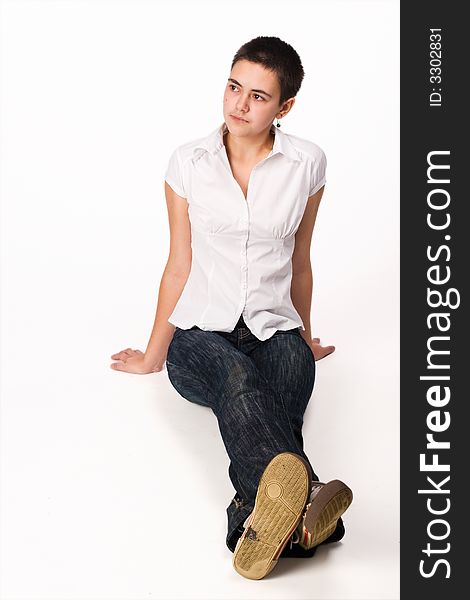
279,97,296,117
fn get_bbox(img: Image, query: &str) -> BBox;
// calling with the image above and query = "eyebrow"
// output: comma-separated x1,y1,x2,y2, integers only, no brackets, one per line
227,78,273,98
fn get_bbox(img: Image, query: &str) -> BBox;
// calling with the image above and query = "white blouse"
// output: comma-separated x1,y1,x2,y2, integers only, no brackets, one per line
164,121,327,341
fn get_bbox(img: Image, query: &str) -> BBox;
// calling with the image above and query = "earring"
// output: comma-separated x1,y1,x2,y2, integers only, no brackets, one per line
276,117,281,128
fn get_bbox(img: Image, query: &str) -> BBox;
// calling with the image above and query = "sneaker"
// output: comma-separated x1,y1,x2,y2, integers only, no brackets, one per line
295,480,353,550
232,452,311,580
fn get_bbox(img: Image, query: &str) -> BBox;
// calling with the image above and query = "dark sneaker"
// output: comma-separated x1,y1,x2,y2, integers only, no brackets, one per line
232,452,311,580
295,480,353,550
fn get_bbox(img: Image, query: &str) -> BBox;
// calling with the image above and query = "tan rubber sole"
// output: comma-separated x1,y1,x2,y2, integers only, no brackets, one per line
232,452,310,580
302,480,353,548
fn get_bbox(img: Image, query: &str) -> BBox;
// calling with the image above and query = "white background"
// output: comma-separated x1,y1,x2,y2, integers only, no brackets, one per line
0,0,399,598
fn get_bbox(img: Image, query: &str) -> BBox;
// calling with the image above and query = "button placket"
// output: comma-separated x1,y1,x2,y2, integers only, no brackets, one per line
240,172,251,297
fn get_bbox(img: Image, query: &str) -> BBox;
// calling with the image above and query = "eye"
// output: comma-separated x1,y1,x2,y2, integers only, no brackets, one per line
228,84,264,101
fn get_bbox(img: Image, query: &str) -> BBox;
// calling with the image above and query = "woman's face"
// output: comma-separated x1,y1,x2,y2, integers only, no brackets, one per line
223,59,284,137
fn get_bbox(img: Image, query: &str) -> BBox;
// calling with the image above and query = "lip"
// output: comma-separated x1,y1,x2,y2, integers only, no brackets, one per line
230,115,248,123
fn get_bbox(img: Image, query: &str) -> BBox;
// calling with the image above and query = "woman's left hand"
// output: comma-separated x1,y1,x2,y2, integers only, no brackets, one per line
309,337,335,361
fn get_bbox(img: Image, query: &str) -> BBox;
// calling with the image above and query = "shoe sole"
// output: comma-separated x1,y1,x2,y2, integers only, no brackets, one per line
302,480,353,548
232,452,310,580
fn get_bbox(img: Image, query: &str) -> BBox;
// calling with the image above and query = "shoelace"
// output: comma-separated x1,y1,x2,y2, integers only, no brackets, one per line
289,526,301,549
289,482,325,549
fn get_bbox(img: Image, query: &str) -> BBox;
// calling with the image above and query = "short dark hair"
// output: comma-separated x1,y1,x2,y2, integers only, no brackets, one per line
231,36,305,107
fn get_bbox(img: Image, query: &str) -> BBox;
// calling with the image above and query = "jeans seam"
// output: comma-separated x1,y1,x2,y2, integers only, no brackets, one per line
239,328,251,340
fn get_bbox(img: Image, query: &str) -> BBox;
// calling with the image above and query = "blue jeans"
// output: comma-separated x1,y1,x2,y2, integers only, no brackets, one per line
166,314,323,556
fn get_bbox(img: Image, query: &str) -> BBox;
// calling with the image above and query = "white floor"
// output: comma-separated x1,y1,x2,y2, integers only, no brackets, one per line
0,267,400,598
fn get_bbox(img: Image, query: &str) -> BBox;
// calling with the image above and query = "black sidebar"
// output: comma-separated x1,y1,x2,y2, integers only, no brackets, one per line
401,2,466,599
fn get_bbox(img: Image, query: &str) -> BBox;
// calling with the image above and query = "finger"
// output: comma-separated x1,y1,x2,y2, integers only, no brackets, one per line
117,348,133,356
316,346,335,361
110,362,124,370
312,337,320,343
111,350,130,359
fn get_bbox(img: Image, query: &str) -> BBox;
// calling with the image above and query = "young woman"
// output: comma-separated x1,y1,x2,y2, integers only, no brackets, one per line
110,36,352,580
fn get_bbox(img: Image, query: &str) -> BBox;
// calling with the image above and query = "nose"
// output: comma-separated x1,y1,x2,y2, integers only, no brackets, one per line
235,92,250,113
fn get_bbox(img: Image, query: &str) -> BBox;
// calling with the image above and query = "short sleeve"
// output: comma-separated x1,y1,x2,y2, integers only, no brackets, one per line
309,149,327,197
164,147,187,198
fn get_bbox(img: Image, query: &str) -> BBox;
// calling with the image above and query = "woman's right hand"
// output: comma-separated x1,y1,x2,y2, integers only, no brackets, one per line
110,348,166,374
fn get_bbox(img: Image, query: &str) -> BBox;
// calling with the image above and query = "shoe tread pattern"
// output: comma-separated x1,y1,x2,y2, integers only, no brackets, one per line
233,452,310,579
302,480,353,548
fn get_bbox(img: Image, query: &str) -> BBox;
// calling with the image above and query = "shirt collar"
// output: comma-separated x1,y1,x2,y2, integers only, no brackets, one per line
193,121,301,162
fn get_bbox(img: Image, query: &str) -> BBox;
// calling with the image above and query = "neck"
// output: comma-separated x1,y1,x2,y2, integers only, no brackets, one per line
223,123,275,163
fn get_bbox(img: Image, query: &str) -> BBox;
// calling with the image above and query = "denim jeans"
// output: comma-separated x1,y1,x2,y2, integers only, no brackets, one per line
166,313,323,557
